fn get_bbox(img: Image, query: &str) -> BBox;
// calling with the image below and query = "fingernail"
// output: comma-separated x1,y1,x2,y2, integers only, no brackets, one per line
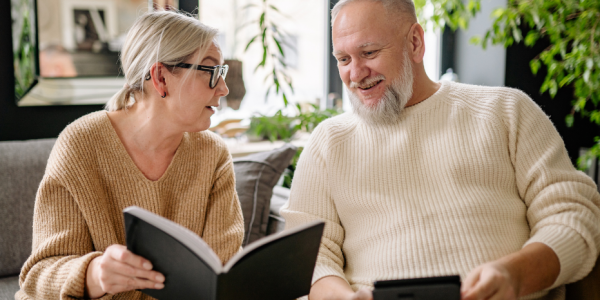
156,274,165,282
143,262,152,270
155,283,164,289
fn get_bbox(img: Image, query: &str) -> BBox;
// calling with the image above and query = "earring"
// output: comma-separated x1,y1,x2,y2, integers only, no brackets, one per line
161,92,166,98
145,73,151,81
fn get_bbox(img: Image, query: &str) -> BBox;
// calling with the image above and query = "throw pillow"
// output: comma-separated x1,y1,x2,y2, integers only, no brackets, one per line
233,143,297,246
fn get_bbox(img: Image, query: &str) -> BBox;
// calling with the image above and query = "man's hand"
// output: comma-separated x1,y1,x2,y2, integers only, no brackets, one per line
461,261,519,300
461,242,559,300
85,244,165,299
309,276,373,300
349,288,373,300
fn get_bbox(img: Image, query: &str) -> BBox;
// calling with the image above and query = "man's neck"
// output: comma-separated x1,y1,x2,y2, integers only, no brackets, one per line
405,70,441,107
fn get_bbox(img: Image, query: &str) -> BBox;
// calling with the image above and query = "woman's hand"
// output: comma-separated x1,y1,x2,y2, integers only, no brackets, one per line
85,244,165,299
461,261,519,300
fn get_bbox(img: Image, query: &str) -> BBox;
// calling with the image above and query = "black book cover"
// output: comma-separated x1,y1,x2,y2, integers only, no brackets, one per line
124,206,324,300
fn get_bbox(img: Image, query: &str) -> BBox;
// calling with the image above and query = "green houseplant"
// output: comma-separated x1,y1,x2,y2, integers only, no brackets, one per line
12,0,37,100
243,0,294,106
470,0,600,170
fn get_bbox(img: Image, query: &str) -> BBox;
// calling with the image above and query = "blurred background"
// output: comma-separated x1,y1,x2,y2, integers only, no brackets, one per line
3,0,600,183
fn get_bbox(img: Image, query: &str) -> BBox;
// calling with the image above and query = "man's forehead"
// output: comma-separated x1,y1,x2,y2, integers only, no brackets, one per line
332,2,397,52
333,42,384,55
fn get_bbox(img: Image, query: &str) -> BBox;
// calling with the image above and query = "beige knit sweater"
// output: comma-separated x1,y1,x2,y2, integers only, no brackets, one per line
17,111,244,300
281,81,600,300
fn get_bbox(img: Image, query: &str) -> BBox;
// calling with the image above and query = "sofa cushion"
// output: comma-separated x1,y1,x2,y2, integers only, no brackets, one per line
0,276,20,300
0,139,56,277
233,144,297,246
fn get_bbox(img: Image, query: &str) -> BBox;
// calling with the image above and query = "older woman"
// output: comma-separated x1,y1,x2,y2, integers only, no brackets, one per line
17,10,244,300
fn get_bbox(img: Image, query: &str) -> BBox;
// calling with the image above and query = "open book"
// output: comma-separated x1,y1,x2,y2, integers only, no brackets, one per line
123,206,325,300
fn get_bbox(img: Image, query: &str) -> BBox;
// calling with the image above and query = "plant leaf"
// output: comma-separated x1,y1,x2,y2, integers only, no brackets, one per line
273,37,285,56
244,35,260,52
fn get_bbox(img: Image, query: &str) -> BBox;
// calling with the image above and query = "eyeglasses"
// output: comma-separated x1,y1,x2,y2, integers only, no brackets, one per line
172,63,229,89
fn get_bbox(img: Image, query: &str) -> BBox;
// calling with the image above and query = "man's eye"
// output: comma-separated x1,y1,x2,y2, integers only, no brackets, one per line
365,50,378,56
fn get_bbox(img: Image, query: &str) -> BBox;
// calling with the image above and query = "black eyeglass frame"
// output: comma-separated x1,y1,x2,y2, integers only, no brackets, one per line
168,63,229,89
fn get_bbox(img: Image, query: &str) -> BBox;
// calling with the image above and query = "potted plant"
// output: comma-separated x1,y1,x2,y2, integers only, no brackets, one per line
469,0,600,170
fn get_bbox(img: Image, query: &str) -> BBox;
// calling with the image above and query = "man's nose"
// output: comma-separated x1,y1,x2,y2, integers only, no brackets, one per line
349,60,369,84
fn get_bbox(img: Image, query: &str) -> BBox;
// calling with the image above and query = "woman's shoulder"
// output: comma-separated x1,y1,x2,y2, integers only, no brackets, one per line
187,130,229,158
48,111,111,174
58,111,110,145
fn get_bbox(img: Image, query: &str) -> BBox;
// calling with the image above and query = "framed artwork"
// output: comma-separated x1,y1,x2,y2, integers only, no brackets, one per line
60,0,117,52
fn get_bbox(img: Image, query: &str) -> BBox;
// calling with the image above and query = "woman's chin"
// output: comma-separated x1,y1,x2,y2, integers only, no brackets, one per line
196,120,213,132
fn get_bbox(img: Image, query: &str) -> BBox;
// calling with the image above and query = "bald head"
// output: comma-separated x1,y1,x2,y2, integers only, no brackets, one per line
331,0,418,25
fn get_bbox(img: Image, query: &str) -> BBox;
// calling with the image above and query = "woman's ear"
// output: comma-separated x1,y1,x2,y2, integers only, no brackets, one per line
150,62,168,98
407,23,426,64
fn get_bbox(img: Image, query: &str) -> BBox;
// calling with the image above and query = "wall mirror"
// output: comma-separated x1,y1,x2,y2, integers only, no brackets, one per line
11,0,178,106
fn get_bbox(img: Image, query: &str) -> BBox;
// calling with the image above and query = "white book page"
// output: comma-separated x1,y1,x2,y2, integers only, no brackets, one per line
223,220,323,272
124,207,223,274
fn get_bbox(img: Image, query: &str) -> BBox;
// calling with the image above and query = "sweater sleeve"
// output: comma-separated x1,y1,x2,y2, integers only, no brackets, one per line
280,126,349,286
201,149,245,264
506,91,600,288
17,175,107,300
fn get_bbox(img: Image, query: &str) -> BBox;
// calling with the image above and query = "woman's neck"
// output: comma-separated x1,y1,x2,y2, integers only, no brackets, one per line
107,100,183,156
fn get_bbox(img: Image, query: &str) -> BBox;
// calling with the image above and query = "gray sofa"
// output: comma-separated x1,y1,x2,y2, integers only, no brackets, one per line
0,138,294,299
0,139,55,300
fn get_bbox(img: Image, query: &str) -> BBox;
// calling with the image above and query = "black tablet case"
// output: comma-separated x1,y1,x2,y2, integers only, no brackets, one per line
373,275,461,300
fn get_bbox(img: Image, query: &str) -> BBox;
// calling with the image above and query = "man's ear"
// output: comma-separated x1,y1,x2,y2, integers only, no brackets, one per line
150,62,168,98
407,23,426,64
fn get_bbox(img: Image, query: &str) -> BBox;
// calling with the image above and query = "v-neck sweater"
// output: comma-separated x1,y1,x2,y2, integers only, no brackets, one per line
281,81,600,300
17,111,244,300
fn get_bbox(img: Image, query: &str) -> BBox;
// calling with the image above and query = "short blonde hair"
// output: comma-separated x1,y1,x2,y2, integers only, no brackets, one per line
106,10,218,111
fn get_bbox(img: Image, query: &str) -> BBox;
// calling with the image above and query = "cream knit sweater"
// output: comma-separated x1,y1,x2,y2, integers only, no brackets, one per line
281,81,600,300
17,111,244,300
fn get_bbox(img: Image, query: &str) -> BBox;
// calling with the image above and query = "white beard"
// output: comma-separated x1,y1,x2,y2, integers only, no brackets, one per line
348,48,414,125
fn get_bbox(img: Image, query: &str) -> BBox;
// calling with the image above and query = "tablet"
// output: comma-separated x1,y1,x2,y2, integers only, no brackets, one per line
373,275,461,300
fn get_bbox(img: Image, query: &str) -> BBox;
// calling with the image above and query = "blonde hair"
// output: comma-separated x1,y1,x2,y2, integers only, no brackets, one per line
106,10,218,111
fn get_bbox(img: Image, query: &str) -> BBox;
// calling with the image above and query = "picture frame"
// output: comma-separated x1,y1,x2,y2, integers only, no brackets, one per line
60,0,117,52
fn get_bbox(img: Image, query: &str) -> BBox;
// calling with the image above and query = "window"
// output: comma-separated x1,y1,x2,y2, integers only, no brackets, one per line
200,0,328,125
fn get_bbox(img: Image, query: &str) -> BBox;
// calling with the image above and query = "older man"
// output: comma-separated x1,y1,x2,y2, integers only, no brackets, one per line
280,0,600,300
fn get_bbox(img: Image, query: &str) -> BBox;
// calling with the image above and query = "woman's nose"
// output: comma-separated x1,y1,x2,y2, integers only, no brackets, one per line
216,77,229,97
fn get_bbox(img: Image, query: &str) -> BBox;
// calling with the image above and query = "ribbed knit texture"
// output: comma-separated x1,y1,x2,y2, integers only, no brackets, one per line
16,111,244,300
281,81,600,300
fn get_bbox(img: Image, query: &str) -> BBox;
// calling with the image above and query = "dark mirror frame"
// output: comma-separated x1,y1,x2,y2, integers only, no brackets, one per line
12,0,40,103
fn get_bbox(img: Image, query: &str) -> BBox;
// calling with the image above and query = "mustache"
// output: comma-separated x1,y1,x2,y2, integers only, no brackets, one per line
349,75,386,89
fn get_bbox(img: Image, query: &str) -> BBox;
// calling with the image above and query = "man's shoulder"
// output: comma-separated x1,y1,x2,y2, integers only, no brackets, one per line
311,112,360,145
443,81,537,121
447,82,531,106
